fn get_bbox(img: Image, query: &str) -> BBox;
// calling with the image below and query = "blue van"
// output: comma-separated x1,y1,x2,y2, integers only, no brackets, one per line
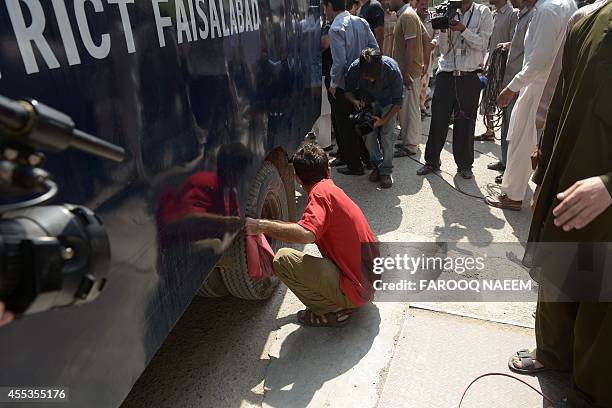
0,0,321,406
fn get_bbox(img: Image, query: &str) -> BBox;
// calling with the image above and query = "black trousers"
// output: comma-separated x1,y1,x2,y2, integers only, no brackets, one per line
324,77,340,152
330,88,369,170
424,71,481,170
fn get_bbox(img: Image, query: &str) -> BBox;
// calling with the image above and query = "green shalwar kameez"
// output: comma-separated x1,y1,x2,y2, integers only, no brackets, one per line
528,3,612,407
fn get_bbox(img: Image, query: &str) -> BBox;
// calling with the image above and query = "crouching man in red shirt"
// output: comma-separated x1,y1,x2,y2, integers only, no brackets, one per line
245,142,377,327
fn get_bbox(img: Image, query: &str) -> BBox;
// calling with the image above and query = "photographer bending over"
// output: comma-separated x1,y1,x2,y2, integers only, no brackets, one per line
345,49,403,188
245,143,377,327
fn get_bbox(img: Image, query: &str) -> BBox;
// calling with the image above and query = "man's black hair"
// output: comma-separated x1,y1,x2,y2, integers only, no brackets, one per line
323,0,347,12
360,48,383,78
292,142,329,186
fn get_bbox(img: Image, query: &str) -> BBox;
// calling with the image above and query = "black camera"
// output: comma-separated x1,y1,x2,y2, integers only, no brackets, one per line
349,109,375,137
349,102,381,137
0,95,124,316
0,205,110,315
431,0,463,30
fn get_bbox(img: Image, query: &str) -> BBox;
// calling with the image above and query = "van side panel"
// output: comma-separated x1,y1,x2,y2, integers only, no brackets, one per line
0,0,320,406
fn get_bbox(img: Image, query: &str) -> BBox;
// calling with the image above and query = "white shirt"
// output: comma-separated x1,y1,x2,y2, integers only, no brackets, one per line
536,0,608,128
329,11,379,89
437,2,494,73
507,0,577,92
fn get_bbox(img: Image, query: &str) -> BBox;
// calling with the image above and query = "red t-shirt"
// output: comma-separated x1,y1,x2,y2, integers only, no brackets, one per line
297,179,377,307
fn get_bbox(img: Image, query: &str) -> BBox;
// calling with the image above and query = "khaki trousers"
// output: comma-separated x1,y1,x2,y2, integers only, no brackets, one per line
399,76,423,153
273,248,357,316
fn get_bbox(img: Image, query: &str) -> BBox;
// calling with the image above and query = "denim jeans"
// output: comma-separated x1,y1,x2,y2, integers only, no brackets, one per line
363,104,397,176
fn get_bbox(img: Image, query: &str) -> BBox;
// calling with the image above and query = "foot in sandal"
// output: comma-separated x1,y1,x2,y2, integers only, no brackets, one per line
297,308,354,328
508,349,548,375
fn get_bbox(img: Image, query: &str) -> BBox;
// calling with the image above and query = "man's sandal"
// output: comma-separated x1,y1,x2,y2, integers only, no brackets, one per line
297,309,353,328
508,349,549,375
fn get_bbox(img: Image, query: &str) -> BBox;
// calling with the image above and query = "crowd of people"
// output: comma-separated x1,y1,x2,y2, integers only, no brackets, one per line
302,0,611,406
2,1,607,407
316,0,608,214
319,0,439,188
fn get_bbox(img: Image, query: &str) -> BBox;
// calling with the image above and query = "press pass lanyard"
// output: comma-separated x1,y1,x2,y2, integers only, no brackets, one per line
459,6,475,50
464,6,475,30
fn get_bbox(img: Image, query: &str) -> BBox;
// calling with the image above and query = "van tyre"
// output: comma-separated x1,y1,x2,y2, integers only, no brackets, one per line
197,267,230,297
220,161,288,300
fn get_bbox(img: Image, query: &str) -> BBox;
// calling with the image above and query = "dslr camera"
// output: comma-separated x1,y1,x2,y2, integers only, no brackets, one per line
349,102,381,137
431,0,463,30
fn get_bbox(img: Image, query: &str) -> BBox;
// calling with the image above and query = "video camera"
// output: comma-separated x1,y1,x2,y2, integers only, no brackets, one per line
0,94,124,317
349,102,381,137
431,0,463,30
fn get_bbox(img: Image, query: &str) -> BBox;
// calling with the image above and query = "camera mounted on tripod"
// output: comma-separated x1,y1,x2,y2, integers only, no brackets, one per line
431,0,463,30
0,94,124,317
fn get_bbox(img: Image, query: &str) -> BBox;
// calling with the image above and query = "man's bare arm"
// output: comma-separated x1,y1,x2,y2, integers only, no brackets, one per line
403,37,416,87
245,218,316,244
322,34,330,50
421,29,432,75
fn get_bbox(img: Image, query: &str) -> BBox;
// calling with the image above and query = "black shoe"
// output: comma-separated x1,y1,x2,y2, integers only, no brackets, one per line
487,161,506,171
416,163,439,176
330,158,345,167
495,173,503,184
369,168,380,182
458,169,473,179
474,132,495,141
338,167,365,176
380,174,393,189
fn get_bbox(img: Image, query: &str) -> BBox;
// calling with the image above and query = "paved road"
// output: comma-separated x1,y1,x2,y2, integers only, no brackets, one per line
122,118,570,408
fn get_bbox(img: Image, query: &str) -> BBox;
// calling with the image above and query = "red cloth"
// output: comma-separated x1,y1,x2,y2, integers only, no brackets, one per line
297,179,377,307
246,234,275,280
158,172,239,225
156,172,240,246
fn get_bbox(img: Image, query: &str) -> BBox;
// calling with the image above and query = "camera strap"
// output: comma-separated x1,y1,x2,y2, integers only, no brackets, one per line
464,6,475,30
447,4,475,56
458,6,475,53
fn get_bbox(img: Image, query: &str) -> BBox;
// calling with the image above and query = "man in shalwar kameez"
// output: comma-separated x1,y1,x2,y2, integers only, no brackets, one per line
485,0,576,210
508,3,612,406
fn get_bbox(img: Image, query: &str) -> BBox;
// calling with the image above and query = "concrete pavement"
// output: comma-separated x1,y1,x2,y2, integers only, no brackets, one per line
378,309,570,408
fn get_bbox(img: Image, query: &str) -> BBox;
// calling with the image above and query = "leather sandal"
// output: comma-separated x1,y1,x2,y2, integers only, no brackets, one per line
485,194,522,211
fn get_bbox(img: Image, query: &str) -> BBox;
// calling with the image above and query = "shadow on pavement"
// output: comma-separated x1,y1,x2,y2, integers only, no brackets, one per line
263,303,382,408
121,288,289,408
429,174,505,244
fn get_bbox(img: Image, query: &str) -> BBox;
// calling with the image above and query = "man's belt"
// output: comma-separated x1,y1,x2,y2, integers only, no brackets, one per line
441,70,478,77
451,70,478,77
